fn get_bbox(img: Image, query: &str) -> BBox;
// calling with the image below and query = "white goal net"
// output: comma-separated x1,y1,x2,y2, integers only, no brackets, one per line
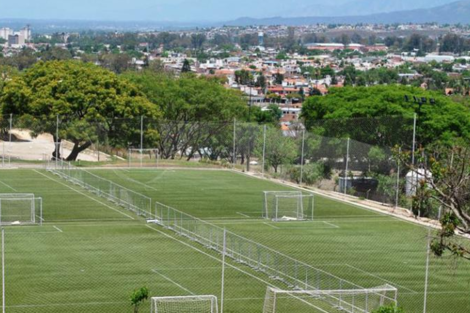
263,191,314,221
128,148,159,167
263,285,398,313
151,295,218,313
0,193,43,225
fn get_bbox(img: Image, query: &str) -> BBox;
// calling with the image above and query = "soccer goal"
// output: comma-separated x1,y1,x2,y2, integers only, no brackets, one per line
128,148,159,168
263,191,314,221
0,193,43,225
151,295,218,313
263,285,398,313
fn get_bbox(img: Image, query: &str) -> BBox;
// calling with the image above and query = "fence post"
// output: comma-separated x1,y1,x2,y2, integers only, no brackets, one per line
140,116,144,168
56,114,59,169
423,228,431,313
220,228,226,313
232,119,236,167
395,147,401,208
344,138,350,195
300,130,306,185
2,228,5,313
412,113,417,165
262,125,267,176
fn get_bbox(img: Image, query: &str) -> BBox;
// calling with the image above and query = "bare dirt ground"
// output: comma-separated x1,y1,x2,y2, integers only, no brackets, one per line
1,129,111,162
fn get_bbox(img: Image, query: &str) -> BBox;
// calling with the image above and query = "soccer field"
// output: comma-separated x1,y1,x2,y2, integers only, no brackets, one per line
0,168,468,313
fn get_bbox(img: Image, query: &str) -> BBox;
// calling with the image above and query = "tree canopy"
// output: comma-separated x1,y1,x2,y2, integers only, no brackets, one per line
0,60,159,160
123,71,247,159
301,85,470,147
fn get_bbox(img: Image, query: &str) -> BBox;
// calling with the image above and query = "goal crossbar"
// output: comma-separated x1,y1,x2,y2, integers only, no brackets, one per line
151,295,218,313
263,191,314,221
0,193,43,225
263,285,398,313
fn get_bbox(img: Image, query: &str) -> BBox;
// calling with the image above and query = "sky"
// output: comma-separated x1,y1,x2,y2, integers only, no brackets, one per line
0,0,458,22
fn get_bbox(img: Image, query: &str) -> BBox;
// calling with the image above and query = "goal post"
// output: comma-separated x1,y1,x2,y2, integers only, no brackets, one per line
128,148,159,168
0,193,43,226
263,191,314,221
151,295,218,313
263,285,398,313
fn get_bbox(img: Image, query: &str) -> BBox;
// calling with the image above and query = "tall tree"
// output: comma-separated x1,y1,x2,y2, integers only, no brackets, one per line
123,71,246,160
181,59,191,73
0,61,159,160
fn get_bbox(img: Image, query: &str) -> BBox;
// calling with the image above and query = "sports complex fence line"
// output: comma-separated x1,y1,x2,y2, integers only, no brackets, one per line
46,160,152,218
155,202,398,312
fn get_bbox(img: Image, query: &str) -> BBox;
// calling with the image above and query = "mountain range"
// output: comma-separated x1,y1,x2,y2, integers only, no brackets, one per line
225,0,470,26
1,0,470,31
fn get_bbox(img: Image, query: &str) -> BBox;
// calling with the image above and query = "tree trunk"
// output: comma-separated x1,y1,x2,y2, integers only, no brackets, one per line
52,138,62,160
65,141,92,161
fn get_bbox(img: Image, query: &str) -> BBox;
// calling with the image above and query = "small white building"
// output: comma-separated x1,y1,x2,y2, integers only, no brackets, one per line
405,169,433,196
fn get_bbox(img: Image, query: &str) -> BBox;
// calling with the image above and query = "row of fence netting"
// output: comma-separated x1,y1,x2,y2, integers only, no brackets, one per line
155,202,399,311
1,114,420,210
46,160,153,218
1,219,470,313
0,220,402,313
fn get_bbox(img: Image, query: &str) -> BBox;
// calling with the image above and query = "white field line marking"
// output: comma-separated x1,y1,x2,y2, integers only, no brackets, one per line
236,212,250,218
151,266,222,271
33,170,135,220
6,301,128,308
151,269,195,295
145,225,331,313
111,170,159,192
345,263,418,294
263,222,280,229
0,179,18,192
323,221,340,229
53,226,63,233
6,231,62,234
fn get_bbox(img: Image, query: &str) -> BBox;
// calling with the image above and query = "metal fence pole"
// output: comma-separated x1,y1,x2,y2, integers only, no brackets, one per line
412,113,417,166
140,116,144,168
56,114,59,169
423,228,431,313
395,147,401,208
2,228,5,313
300,130,306,185
344,138,350,195
262,125,267,176
232,119,236,167
220,228,226,313
8,114,12,146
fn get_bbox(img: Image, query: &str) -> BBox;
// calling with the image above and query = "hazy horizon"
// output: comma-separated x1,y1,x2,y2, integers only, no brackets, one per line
0,0,459,22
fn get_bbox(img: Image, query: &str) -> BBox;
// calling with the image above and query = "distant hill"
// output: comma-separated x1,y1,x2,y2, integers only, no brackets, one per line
225,0,470,26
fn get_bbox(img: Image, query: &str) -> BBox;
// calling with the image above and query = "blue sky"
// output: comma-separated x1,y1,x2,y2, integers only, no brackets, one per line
0,0,457,22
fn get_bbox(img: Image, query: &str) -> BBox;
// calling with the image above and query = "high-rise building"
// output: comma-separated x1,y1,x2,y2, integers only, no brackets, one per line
0,27,14,40
258,32,264,46
19,25,32,41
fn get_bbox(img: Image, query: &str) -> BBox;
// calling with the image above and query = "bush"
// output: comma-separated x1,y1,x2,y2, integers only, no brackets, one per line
286,162,331,185
372,305,404,313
